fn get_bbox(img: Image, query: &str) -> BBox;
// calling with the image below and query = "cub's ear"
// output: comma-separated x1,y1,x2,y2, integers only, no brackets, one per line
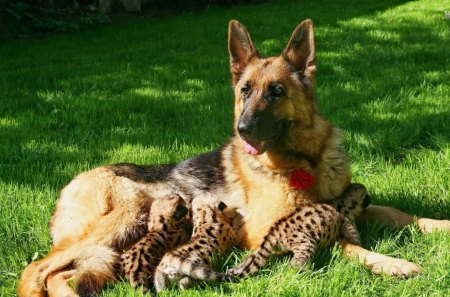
228,20,259,86
362,193,372,208
282,19,316,81
218,201,227,211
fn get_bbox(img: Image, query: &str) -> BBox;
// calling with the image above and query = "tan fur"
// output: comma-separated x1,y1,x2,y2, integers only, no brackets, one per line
18,260,46,297
18,19,450,296
339,239,421,278
358,205,450,232
46,270,77,297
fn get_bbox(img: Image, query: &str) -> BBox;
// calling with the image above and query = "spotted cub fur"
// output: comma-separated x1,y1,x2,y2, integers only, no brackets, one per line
154,196,238,291
119,195,191,291
228,184,371,276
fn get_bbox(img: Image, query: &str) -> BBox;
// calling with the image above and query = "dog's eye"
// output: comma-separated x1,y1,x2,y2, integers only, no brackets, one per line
266,83,285,101
241,82,251,100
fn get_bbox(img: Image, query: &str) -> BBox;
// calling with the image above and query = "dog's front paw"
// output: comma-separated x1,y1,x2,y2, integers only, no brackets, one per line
417,218,450,234
368,257,421,278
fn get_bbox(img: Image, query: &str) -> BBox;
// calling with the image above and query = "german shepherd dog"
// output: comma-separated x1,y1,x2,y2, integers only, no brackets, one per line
19,20,450,297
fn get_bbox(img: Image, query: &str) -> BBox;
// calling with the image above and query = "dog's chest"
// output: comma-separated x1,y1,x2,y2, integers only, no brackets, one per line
239,169,306,249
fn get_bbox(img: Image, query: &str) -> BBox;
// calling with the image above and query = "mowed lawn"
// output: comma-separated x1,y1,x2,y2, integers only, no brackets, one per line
1,0,449,295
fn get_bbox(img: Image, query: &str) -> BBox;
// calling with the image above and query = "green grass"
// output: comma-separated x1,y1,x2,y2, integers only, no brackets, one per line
1,0,449,296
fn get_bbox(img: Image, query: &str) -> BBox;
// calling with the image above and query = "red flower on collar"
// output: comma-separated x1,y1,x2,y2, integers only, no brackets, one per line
290,170,315,190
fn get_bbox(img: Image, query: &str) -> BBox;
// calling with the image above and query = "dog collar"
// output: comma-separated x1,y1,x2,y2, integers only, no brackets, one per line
289,169,315,190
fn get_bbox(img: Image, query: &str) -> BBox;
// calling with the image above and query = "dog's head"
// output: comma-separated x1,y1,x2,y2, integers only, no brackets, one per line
228,19,317,156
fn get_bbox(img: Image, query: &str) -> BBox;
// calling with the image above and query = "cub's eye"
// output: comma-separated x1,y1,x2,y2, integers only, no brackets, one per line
218,201,227,211
266,83,285,101
173,205,188,221
240,82,251,100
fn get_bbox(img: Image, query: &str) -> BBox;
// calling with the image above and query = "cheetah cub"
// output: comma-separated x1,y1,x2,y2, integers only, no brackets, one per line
228,183,371,276
119,195,191,291
154,196,238,292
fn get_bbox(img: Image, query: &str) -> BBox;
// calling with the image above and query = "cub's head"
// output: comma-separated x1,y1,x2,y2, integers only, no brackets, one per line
228,19,317,156
191,195,238,227
149,194,191,233
337,184,371,220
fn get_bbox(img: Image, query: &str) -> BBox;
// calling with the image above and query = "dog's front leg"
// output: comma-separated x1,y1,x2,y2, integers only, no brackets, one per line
338,239,421,278
358,205,450,233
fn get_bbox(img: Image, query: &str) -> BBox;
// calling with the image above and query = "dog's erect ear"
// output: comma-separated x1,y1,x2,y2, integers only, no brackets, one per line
228,20,259,86
282,19,316,80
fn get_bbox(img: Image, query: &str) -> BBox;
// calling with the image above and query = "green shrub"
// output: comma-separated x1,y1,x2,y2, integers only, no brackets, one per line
5,1,110,34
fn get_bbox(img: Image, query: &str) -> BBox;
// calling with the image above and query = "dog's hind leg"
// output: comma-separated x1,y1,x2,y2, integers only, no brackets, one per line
19,165,157,297
47,269,78,297
358,205,450,233
17,260,46,297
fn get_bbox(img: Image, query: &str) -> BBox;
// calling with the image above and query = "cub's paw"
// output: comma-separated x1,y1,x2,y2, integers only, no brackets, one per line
179,276,194,290
289,257,308,270
227,267,242,277
418,218,450,234
161,266,182,288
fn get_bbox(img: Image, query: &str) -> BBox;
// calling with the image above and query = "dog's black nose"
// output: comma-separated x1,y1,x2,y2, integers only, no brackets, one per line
238,121,253,138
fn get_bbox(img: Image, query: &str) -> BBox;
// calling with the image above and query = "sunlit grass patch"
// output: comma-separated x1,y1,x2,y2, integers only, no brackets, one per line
0,0,449,296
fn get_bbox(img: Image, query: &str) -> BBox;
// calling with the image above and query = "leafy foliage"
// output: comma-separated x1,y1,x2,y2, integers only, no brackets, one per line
5,1,110,34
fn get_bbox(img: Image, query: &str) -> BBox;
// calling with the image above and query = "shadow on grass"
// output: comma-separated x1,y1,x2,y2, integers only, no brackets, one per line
315,14,449,157
0,0,447,211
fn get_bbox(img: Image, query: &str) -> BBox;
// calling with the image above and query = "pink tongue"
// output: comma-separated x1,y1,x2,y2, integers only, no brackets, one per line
244,140,260,156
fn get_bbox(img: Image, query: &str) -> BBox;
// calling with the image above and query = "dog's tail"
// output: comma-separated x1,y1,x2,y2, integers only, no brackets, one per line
18,241,118,297
73,245,118,296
